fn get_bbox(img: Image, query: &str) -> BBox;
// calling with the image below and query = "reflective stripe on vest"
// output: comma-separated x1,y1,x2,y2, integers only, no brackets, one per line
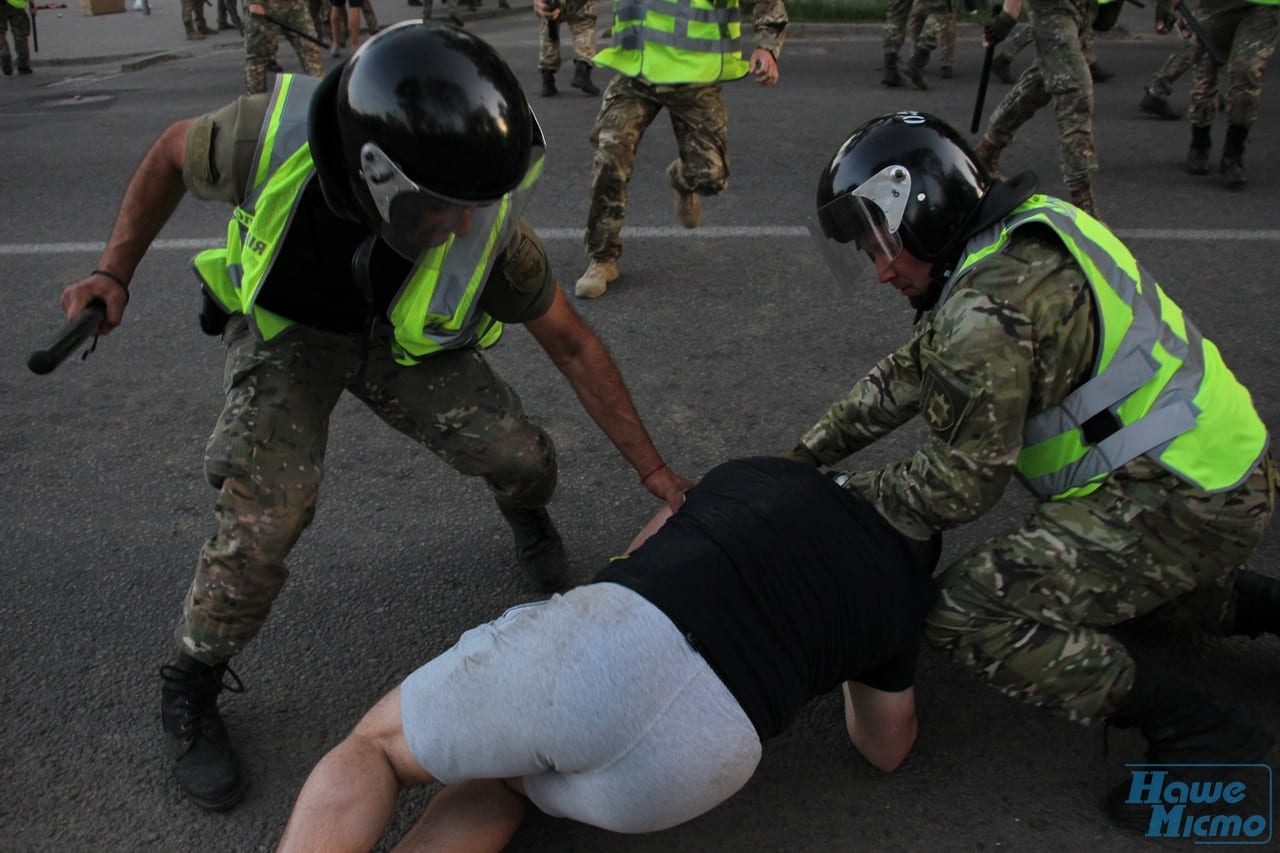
595,0,749,84
942,195,1267,500
191,74,511,361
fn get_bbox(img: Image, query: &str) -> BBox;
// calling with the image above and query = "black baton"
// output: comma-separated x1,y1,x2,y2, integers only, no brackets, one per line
972,41,995,133
260,13,328,48
28,299,106,375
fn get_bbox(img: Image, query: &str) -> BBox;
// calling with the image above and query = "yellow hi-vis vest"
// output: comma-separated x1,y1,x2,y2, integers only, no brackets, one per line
191,74,517,366
595,0,750,84
7,0,29,9
943,195,1268,501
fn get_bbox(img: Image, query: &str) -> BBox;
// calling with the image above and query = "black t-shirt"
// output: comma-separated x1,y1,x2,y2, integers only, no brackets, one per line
595,457,936,740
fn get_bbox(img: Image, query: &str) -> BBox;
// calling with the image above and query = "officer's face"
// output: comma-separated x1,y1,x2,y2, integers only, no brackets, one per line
411,203,475,249
872,247,934,299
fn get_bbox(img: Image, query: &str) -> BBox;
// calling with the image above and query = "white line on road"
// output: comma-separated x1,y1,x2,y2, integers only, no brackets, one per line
3,227,1279,256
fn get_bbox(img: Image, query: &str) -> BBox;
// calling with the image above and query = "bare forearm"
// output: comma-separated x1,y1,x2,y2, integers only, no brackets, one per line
97,119,193,282
558,336,664,475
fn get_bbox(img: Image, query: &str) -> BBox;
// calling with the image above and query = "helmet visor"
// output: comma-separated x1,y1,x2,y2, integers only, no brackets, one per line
809,165,911,287
358,141,500,261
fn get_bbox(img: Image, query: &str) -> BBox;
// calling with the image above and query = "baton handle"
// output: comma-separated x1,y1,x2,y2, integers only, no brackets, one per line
972,42,995,134
27,299,106,375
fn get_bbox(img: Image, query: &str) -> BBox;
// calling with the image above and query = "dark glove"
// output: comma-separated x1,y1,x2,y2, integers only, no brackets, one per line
984,10,1018,45
780,443,822,467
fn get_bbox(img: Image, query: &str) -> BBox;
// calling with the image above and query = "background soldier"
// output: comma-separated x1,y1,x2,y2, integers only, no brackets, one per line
536,0,600,97
975,0,1106,217
881,0,913,86
788,112,1280,831
572,0,788,299
1182,0,1279,188
181,0,216,40
1138,9,1197,119
992,20,1114,83
55,23,689,812
0,0,33,75
902,0,955,88
907,0,958,83
419,0,466,26
244,0,325,93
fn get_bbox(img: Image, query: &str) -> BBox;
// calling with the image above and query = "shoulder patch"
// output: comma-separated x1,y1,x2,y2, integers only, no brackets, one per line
921,367,972,444
501,230,549,295
186,115,218,186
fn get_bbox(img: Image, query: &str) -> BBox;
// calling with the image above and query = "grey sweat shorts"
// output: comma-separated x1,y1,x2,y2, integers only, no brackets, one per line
400,582,763,833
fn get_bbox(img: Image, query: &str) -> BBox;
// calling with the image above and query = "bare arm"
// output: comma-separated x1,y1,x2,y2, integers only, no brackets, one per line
523,287,694,510
59,117,195,333
842,681,918,773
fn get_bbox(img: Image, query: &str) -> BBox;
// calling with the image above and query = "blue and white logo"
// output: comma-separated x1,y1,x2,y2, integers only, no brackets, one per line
1124,764,1272,844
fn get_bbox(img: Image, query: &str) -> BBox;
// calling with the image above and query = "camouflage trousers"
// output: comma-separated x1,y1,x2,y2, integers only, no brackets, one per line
983,0,1096,192
244,0,325,94
181,0,210,29
998,19,1097,65
539,0,597,69
177,317,558,663
0,4,31,68
585,75,729,261
1146,31,1197,100
907,0,954,61
926,454,1276,727
1188,0,1278,128
883,0,914,54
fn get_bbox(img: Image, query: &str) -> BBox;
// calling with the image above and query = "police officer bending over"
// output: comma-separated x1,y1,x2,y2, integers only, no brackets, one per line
786,111,1280,827
57,23,691,812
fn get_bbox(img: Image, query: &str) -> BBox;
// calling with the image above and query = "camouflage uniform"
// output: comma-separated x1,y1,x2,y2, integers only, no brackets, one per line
979,0,1098,207
998,19,1100,67
906,0,955,66
177,96,561,663
0,0,33,73
180,0,214,38
1145,27,1197,100
584,0,787,264
244,0,325,95
538,0,597,72
420,0,463,23
793,224,1273,727
883,0,914,55
1187,0,1278,129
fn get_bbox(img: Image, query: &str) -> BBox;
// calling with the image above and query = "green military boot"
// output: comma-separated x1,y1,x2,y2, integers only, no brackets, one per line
496,500,569,592
160,653,247,811
1186,124,1212,176
1220,124,1249,190
881,52,903,88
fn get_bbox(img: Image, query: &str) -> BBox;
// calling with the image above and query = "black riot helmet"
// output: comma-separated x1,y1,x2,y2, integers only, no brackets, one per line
810,111,1036,308
309,21,546,260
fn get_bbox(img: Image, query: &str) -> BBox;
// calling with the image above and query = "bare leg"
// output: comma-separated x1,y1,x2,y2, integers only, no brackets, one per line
278,688,434,852
348,7,361,48
391,779,527,852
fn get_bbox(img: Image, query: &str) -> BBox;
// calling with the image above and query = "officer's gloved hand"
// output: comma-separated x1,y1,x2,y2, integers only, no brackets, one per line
984,10,1018,45
780,443,822,467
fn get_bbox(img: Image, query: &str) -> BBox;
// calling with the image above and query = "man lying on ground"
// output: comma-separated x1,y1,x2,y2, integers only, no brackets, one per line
277,455,938,850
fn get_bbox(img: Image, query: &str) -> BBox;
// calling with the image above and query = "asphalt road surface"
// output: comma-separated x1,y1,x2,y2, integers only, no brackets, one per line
3,15,1279,852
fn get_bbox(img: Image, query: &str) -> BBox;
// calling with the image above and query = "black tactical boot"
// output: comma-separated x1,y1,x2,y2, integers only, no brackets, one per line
1220,123,1248,190
1088,61,1114,83
1186,124,1212,175
160,653,247,811
540,69,557,97
881,52,902,88
570,60,600,95
1139,91,1180,120
1,57,11,76
496,499,569,592
1104,665,1273,834
991,53,1013,84
939,64,953,79
906,46,930,90
1231,569,1280,637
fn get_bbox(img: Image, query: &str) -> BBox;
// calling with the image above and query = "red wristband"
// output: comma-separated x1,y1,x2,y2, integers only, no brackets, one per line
639,462,667,485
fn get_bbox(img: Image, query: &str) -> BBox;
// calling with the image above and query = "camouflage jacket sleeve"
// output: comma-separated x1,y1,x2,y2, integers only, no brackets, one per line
849,282,1036,541
749,0,788,57
797,339,925,465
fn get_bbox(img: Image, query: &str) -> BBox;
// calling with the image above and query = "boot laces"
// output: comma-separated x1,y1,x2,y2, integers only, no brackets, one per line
161,663,245,747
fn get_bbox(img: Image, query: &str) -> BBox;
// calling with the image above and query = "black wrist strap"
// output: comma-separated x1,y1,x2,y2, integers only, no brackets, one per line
92,268,129,290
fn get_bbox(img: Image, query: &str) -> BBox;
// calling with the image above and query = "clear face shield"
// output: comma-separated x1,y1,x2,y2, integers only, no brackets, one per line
807,164,912,288
357,132,545,263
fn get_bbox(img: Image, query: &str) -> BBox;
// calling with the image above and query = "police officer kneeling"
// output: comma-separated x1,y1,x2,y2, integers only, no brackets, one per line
787,111,1280,828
